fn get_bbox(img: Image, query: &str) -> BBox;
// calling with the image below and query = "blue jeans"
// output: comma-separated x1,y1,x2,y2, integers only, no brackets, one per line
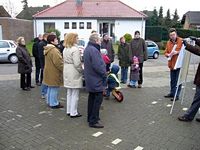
47,86,59,107
170,68,181,98
184,85,200,120
130,80,137,86
121,67,128,83
41,84,48,97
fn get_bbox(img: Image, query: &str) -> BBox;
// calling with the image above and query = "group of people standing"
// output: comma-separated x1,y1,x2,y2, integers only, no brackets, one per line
15,30,148,128
15,27,200,128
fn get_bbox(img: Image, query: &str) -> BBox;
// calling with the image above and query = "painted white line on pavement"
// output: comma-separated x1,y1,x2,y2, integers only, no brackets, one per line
92,132,103,137
158,98,162,101
167,104,172,107
38,111,46,114
134,146,144,150
182,108,188,111
33,124,42,128
111,138,122,145
16,115,22,118
148,121,155,125
151,101,158,104
8,110,14,113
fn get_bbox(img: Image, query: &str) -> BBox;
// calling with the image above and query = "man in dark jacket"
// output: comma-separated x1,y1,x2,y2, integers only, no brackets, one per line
129,31,148,88
32,34,42,86
84,33,107,128
118,36,129,84
178,37,200,122
38,33,48,98
101,34,115,63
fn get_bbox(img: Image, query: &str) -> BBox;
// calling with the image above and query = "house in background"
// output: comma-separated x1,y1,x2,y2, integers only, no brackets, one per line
0,5,33,41
182,11,200,30
16,5,50,20
0,5,11,40
33,0,147,41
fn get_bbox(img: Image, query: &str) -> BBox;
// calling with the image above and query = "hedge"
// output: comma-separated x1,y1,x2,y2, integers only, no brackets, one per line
145,26,200,42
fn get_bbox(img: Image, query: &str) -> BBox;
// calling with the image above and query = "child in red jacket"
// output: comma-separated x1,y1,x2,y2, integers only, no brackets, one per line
100,48,111,72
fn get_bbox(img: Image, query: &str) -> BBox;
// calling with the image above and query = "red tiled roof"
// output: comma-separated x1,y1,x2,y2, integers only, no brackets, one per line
33,0,147,18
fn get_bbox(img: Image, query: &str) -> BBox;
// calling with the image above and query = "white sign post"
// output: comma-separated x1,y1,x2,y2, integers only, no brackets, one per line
170,45,191,114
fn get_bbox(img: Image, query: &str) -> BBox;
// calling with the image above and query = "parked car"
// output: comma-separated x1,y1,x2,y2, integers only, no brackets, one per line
145,40,160,59
0,40,18,63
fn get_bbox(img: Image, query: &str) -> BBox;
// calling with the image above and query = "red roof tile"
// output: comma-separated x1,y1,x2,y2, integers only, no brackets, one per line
33,0,147,18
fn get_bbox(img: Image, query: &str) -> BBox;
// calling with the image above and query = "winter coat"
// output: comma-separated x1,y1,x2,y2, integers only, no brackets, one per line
130,64,140,81
118,43,130,67
32,38,40,58
84,42,107,92
129,38,148,64
38,40,48,68
102,54,110,64
107,65,120,90
43,44,63,87
164,37,182,70
185,39,200,86
63,45,83,88
101,40,115,62
16,45,32,74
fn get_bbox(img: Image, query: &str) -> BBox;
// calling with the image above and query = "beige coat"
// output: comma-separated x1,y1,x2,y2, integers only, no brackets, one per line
43,44,63,86
63,45,83,88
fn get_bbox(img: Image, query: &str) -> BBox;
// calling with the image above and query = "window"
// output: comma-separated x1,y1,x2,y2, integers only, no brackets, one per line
79,22,84,29
146,42,156,47
72,22,77,29
64,22,69,29
87,22,92,29
9,42,16,48
0,41,9,48
44,22,55,32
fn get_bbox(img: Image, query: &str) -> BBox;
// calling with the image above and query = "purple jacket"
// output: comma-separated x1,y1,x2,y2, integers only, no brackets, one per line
84,42,106,92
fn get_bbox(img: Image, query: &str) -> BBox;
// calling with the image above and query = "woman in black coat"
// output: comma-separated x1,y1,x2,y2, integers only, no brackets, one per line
16,37,34,91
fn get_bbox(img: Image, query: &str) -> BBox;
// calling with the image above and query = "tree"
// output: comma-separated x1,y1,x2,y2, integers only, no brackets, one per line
172,9,179,22
150,7,159,26
158,6,164,25
21,0,28,10
171,9,182,28
164,9,171,28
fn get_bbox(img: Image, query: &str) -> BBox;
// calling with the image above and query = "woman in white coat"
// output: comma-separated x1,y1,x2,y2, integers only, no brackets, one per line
63,33,83,118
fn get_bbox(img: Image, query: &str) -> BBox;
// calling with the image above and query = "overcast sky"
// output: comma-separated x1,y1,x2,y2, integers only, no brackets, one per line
1,0,199,18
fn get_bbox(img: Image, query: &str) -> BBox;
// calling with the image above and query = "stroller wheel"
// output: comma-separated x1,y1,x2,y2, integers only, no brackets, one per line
112,90,124,102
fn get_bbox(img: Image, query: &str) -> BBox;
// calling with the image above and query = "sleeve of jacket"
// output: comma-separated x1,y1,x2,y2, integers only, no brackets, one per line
195,39,200,47
32,43,37,57
164,41,170,57
16,47,27,65
129,43,133,63
52,49,63,72
72,47,83,73
143,39,148,61
118,45,122,60
111,42,115,61
185,43,200,56
175,38,183,54
91,49,106,77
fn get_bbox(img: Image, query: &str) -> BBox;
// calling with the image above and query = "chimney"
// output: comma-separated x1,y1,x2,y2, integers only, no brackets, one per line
76,0,83,16
76,0,83,7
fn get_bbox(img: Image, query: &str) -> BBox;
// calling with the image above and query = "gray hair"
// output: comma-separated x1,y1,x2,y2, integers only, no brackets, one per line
89,33,100,43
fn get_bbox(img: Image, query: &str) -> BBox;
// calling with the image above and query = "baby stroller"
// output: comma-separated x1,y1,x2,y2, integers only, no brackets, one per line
104,64,124,102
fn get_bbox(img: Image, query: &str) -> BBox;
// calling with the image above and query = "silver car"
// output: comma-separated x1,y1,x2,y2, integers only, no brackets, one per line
0,40,18,63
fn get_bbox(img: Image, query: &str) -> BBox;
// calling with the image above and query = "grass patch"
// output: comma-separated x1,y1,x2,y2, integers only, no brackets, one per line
27,42,33,56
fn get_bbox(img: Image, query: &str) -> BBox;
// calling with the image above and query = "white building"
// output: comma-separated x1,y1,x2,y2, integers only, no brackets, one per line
33,0,147,41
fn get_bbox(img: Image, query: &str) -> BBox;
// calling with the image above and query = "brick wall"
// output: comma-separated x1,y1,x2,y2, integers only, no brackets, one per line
0,17,33,42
